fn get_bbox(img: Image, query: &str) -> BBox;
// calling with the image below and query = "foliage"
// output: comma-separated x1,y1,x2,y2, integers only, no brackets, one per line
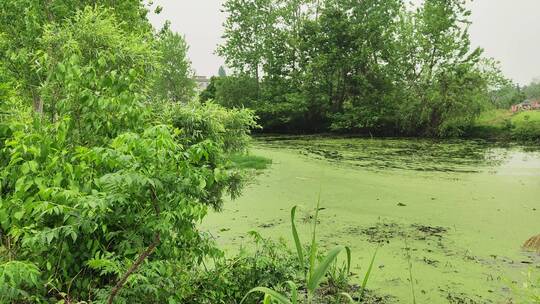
151,25,196,103
510,111,540,141
470,109,540,141
242,202,355,304
37,6,155,145
0,261,41,303
218,0,502,136
170,101,259,155
489,83,526,108
0,116,247,302
523,80,540,100
179,232,298,304
0,0,152,112
0,2,258,303
488,79,540,109
229,154,273,170
201,75,260,109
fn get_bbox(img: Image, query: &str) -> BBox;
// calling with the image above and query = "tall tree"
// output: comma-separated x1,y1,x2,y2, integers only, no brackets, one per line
152,26,196,103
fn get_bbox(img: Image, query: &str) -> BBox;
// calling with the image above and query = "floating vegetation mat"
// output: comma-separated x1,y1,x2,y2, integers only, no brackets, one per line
257,135,540,173
345,222,448,244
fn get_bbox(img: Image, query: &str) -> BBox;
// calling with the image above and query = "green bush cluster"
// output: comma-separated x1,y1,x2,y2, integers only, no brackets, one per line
0,2,258,303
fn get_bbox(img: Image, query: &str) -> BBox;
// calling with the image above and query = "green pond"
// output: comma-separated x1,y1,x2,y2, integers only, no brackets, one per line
204,136,540,303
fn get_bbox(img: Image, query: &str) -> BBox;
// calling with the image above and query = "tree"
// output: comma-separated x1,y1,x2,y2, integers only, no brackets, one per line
218,0,277,91
37,7,155,144
394,0,498,136
218,0,501,136
523,80,540,100
218,65,227,77
489,83,526,108
152,26,196,103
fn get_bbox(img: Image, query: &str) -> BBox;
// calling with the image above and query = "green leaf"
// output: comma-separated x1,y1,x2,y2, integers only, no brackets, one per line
14,210,24,220
240,287,292,304
360,246,379,300
340,292,355,303
290,206,303,267
263,294,272,304
307,245,347,293
285,281,298,304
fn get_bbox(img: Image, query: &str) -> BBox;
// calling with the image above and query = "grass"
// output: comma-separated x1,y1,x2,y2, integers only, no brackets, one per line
471,109,540,140
230,153,272,170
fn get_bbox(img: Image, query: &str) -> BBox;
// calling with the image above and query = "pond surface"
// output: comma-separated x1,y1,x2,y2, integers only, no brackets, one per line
204,136,540,303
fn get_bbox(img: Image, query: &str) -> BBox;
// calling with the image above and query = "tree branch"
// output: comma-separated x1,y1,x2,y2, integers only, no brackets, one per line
107,232,161,304
108,185,162,303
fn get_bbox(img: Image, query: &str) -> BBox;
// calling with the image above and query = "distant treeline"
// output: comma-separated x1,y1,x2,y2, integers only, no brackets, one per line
203,0,507,137
489,80,540,108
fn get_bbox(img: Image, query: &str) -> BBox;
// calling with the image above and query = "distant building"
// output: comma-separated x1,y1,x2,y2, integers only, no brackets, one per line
511,99,540,112
194,76,210,91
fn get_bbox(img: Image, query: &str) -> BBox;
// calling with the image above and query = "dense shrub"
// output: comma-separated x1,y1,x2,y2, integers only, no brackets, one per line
178,233,298,304
0,4,258,303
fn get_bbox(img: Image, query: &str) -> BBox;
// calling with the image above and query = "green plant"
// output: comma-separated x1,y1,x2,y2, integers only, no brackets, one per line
151,25,196,103
0,8,257,303
338,247,378,304
165,232,297,304
511,268,540,303
0,261,41,303
241,198,352,304
229,153,272,170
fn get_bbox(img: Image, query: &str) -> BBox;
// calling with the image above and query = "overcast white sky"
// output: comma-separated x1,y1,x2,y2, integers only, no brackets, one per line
148,0,540,85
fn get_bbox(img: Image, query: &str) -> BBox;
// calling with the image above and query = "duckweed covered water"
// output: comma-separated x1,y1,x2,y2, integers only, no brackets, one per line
204,136,540,303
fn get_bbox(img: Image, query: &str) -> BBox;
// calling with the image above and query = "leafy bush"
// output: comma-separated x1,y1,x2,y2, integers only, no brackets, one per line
200,75,259,109
469,109,540,140
0,5,258,303
0,118,247,301
243,202,365,304
511,111,540,141
0,261,41,303
177,232,298,304
171,101,259,154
